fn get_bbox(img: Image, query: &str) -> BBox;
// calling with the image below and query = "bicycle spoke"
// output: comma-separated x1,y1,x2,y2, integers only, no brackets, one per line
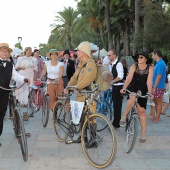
81,114,116,168
125,115,138,153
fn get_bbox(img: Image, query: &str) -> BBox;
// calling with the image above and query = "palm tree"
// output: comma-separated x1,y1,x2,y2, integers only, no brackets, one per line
51,7,79,50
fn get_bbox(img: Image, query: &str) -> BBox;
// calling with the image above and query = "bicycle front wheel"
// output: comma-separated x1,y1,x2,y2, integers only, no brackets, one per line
9,97,17,137
42,95,50,127
15,109,28,162
53,101,69,142
125,113,138,153
81,114,116,169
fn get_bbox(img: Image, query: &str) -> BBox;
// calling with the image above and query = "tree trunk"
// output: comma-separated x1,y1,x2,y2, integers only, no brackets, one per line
116,34,120,57
123,18,130,56
143,0,150,52
105,0,114,50
68,33,72,50
133,0,140,54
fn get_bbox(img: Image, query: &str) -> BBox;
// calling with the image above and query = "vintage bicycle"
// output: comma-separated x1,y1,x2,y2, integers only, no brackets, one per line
27,80,50,127
96,87,113,122
53,84,116,169
123,89,149,153
0,83,28,162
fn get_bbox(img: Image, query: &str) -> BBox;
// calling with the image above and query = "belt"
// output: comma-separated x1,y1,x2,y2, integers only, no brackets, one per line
48,78,56,80
62,76,67,77
47,78,58,84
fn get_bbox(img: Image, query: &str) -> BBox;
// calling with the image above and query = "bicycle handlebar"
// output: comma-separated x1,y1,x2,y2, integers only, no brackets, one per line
0,83,26,91
66,84,99,95
125,89,149,98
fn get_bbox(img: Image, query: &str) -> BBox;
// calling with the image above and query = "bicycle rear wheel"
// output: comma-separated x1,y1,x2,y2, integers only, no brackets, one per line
28,89,36,115
125,113,138,153
97,98,111,120
81,114,116,169
15,109,28,161
42,95,50,127
96,98,111,131
53,101,69,142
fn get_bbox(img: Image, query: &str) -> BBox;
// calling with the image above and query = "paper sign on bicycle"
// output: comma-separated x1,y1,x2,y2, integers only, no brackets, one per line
70,100,84,124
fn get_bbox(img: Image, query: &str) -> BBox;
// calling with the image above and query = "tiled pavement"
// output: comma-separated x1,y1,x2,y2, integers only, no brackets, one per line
0,99,170,170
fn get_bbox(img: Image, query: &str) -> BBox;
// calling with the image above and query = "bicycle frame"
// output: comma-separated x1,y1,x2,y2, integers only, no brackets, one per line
28,82,46,112
65,85,99,141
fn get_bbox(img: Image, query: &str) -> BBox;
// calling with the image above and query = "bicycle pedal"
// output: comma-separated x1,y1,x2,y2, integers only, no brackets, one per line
65,140,73,144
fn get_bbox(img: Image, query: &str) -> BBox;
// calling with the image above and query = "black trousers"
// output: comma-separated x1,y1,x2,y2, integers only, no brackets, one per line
62,76,69,88
0,92,9,136
112,85,123,128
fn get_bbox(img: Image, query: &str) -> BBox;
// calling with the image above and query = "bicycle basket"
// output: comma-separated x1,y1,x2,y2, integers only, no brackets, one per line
34,81,44,87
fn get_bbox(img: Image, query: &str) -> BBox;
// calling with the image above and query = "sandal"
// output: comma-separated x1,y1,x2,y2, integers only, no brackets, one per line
152,118,161,123
160,112,166,115
23,112,30,121
120,116,126,126
140,134,146,143
147,115,154,119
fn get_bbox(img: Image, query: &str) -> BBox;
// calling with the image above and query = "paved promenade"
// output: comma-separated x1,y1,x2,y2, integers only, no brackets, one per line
0,99,170,170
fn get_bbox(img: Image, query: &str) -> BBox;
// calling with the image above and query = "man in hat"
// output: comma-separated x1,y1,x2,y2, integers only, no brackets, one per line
64,41,97,145
62,50,75,88
0,43,30,146
152,49,166,122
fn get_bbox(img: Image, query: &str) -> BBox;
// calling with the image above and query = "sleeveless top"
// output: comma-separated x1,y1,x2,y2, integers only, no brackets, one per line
128,64,149,95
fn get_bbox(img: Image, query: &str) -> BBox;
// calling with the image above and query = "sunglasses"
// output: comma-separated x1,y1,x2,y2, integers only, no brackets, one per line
137,56,144,59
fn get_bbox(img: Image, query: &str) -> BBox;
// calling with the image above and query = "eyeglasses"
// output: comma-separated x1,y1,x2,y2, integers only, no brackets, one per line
107,54,112,57
137,56,144,59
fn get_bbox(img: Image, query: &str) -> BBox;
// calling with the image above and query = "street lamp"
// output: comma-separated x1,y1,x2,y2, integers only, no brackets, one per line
97,33,101,59
18,37,22,49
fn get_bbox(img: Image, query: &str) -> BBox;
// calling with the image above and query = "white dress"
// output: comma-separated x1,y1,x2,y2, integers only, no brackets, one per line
15,56,37,105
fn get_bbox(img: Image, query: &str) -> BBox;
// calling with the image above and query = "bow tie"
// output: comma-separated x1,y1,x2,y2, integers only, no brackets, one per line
0,60,7,66
0,60,7,64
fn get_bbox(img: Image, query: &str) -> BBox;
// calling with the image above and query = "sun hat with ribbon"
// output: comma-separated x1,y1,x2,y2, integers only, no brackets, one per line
46,49,58,58
0,43,13,53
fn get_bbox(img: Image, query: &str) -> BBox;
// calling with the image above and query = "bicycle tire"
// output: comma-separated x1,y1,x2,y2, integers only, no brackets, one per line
28,89,36,115
53,101,69,142
81,113,116,169
125,113,138,153
96,98,111,131
9,96,18,137
42,95,50,127
15,109,28,162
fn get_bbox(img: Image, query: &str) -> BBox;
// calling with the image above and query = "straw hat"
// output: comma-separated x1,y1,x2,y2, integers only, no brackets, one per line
0,43,13,53
46,49,58,58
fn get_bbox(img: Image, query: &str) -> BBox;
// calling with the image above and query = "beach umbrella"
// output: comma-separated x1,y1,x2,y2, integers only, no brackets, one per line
11,47,23,56
93,48,108,58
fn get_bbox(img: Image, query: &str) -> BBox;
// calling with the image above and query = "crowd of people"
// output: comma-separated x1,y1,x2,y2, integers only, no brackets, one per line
0,41,169,146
